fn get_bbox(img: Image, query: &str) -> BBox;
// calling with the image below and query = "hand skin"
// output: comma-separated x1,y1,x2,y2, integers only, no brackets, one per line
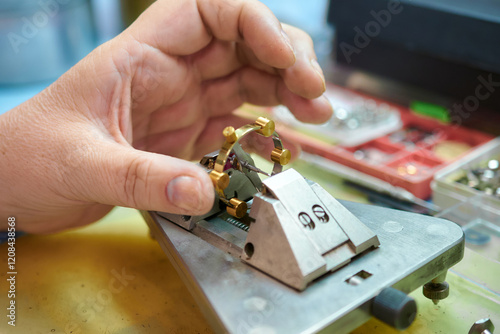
0,0,332,234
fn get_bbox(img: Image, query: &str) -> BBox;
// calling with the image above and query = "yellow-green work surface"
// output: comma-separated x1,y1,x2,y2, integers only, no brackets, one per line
1,160,499,334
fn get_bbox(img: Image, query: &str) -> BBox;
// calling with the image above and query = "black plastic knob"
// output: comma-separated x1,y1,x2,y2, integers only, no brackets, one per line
372,287,417,330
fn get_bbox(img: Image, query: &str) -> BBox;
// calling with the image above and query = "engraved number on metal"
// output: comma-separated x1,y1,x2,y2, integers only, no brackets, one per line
312,205,329,223
298,205,329,230
298,212,315,230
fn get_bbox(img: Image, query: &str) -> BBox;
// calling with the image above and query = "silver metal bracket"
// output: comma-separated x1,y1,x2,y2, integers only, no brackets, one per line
143,116,464,333
242,169,379,290
143,199,463,333
158,168,379,291
143,169,464,333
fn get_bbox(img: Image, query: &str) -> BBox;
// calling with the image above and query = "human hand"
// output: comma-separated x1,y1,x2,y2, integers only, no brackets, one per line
0,0,332,233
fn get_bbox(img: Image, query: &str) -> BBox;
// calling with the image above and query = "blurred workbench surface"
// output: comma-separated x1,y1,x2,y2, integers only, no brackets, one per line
1,160,499,334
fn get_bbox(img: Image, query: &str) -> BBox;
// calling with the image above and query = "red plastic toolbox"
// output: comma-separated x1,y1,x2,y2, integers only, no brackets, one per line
275,86,494,199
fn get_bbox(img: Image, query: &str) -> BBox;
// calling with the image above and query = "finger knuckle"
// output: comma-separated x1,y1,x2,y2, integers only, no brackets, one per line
122,155,154,208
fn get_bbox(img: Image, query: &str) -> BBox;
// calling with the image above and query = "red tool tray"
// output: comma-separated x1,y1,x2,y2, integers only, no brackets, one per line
277,90,494,200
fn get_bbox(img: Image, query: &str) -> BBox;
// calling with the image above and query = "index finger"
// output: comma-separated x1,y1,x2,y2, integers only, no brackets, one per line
128,0,296,69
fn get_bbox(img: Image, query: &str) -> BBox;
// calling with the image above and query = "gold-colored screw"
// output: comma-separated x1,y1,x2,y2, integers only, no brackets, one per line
255,117,275,137
227,198,248,218
223,126,237,143
271,148,291,166
210,170,229,190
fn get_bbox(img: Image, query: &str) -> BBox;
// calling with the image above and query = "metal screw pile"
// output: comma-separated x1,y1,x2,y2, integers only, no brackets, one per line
458,159,500,197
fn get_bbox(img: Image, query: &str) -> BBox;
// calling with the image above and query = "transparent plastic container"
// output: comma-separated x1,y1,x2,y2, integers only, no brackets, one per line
432,137,500,210
272,84,403,147
436,195,500,254
435,194,500,295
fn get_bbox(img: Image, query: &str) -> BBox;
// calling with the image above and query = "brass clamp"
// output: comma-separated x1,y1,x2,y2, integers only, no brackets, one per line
209,117,291,218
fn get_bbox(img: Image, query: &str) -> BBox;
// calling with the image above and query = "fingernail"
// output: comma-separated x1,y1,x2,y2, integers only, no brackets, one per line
322,94,334,114
281,29,296,60
166,176,203,212
310,58,326,92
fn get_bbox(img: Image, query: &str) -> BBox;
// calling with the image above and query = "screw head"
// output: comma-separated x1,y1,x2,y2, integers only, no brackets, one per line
423,281,449,302
223,126,238,143
469,318,494,334
227,198,248,218
271,148,291,166
210,170,229,190
255,117,275,137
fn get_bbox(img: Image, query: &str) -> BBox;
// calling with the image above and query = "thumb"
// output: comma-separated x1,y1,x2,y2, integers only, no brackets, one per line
76,143,215,215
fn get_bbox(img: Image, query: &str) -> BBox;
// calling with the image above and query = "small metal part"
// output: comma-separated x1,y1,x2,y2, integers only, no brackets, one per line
397,166,407,176
346,118,360,129
346,276,364,286
227,198,247,218
271,148,291,166
389,130,405,143
460,159,500,196
210,170,229,190
223,126,237,143
407,164,418,175
372,287,417,330
335,108,348,120
488,159,500,171
212,118,285,200
364,99,377,111
423,271,449,305
225,216,249,232
482,169,495,181
239,160,270,177
466,170,480,188
469,318,495,334
255,117,275,137
423,281,449,305
389,126,436,147
353,150,366,160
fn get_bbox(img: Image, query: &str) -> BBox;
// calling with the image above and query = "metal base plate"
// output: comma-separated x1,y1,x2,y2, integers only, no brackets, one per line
143,201,464,334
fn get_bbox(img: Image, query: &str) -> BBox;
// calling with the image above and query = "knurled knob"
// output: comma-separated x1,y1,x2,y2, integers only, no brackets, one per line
372,287,417,330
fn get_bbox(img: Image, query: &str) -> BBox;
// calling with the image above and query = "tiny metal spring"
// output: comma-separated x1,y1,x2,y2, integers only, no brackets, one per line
225,217,249,232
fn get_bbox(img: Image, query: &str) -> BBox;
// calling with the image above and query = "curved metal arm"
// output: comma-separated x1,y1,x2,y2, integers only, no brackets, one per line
209,117,291,217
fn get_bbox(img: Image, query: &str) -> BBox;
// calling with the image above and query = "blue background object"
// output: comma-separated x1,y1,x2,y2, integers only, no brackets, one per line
0,0,332,115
